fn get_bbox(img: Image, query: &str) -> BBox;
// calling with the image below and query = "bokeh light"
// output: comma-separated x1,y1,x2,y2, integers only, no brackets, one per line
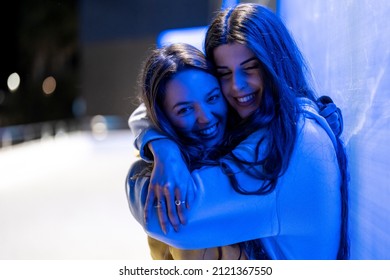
42,76,57,95
91,115,108,140
7,72,20,92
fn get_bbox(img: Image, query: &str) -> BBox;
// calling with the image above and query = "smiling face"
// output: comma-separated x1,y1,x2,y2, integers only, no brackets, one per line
163,68,227,148
213,43,264,119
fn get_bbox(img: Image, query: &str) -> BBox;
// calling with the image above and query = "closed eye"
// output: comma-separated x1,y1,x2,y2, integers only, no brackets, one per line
244,65,259,71
217,71,231,77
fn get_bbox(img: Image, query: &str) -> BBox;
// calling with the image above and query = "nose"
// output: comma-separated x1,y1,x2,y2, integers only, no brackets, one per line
232,70,246,92
196,106,212,124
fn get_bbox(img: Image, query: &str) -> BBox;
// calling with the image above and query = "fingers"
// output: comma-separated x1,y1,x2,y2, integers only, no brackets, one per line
146,171,193,233
162,185,181,232
144,184,174,234
144,186,155,226
148,182,182,234
146,156,192,232
155,198,169,234
174,188,187,225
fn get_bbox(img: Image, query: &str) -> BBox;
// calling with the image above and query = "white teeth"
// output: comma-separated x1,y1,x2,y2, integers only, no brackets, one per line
237,94,254,103
199,124,217,136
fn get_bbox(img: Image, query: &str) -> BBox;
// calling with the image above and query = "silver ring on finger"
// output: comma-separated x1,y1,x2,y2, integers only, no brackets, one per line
175,200,185,206
155,200,165,208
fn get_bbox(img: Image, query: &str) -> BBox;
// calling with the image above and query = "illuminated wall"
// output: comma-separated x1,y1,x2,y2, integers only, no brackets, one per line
279,0,390,259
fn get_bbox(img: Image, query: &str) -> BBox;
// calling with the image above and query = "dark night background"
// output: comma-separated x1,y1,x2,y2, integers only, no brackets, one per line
2,1,274,142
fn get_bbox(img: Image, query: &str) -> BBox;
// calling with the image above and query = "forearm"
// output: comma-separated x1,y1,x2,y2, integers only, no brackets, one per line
128,103,168,160
128,129,277,249
143,166,278,249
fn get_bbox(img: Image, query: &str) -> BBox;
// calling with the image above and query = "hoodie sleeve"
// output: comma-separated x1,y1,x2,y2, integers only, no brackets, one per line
128,103,168,161
125,130,280,249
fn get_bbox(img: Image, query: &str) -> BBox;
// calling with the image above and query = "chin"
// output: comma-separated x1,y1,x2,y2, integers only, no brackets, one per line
238,107,258,119
238,111,252,119
204,139,220,149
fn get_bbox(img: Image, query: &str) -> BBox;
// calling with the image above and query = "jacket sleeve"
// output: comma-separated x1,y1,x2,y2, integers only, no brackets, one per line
139,164,279,249
128,103,168,161
125,159,150,226
127,129,280,250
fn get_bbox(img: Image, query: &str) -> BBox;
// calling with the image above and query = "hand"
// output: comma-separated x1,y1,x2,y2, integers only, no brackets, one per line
317,95,343,137
144,139,195,234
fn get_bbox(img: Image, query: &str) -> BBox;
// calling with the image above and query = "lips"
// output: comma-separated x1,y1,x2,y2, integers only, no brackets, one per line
235,93,255,105
198,123,218,136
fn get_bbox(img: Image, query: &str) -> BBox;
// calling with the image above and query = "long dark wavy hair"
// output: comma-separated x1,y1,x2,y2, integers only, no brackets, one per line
205,3,349,259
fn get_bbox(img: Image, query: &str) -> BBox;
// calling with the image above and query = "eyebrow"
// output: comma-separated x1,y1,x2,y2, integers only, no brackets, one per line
172,101,190,111
216,57,258,69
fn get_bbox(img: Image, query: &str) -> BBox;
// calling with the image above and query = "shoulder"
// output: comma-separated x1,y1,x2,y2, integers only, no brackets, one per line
280,114,341,201
296,114,337,162
298,97,339,152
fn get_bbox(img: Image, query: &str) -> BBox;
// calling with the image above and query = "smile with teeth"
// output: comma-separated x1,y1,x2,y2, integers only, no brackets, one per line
198,123,218,136
236,94,255,104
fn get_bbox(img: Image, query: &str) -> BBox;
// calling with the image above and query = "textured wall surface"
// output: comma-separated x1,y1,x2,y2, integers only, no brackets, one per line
279,0,390,259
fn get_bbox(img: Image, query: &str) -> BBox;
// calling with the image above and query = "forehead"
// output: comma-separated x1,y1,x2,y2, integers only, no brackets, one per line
213,43,256,65
164,69,219,104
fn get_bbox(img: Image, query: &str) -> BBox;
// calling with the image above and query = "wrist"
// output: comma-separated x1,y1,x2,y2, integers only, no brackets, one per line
148,138,181,160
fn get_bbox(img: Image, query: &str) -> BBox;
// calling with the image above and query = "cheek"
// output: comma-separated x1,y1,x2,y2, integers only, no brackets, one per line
213,97,228,113
164,111,188,132
220,81,232,98
253,71,265,89
170,118,192,132
219,101,228,116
